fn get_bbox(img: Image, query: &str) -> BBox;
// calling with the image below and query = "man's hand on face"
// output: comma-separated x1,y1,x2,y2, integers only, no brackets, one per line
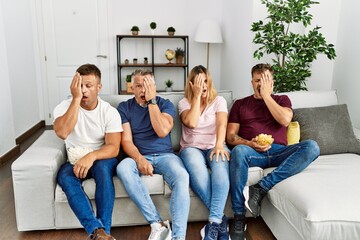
70,72,83,101
143,75,156,101
259,70,274,98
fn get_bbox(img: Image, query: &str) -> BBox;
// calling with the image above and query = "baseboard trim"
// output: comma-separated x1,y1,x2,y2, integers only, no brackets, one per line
0,145,20,167
0,120,46,167
16,120,45,145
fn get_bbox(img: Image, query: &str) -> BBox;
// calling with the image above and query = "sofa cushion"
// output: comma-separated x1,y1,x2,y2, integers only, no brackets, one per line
293,104,360,155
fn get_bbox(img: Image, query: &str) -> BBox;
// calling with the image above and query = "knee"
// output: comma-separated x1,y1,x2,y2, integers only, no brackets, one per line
230,145,251,165
304,140,320,158
174,167,190,186
116,158,135,181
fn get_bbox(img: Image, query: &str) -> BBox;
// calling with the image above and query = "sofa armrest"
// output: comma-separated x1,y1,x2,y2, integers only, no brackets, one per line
354,127,360,140
11,130,66,231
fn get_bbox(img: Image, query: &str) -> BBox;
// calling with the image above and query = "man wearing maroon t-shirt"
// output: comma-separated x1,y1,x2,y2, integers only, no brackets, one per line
226,63,320,240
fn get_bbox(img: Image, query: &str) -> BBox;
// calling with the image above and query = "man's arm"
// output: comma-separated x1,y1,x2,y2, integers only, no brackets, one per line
226,122,270,152
260,71,293,127
121,123,154,176
73,131,121,179
54,73,82,139
148,105,174,138
226,122,250,146
262,95,293,127
209,112,230,162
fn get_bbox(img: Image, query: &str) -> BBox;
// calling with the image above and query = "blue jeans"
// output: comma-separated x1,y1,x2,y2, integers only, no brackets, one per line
179,147,230,224
230,140,320,215
116,153,190,238
57,158,118,234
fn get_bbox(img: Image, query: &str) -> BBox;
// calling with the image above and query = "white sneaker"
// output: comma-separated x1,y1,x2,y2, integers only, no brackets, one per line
149,220,172,240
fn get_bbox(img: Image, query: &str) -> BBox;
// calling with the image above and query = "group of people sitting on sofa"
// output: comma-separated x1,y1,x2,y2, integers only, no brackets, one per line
53,63,320,240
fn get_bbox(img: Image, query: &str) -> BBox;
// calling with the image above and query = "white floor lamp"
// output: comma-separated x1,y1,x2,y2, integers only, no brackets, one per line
195,19,223,70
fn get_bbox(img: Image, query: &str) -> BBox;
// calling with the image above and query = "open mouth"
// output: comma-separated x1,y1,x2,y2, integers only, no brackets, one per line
141,96,145,101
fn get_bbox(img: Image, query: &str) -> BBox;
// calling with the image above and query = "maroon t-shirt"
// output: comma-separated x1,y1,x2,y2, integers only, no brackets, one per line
228,94,292,145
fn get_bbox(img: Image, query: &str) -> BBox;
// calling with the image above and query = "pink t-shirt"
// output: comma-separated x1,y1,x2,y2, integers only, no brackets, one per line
179,96,228,150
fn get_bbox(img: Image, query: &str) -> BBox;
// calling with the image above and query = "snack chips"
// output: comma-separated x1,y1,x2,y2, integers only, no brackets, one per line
256,133,274,146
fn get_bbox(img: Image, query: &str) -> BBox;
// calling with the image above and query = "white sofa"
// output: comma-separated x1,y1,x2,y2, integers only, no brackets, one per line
12,90,360,240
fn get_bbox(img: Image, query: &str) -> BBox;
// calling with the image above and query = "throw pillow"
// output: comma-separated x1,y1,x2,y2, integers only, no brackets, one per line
293,104,360,155
287,121,300,145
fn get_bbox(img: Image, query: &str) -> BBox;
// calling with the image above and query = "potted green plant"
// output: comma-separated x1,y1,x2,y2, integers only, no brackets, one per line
175,47,185,64
167,26,176,36
130,26,139,35
165,79,173,92
133,58,138,64
150,22,157,35
251,0,336,92
125,74,133,93
144,57,148,64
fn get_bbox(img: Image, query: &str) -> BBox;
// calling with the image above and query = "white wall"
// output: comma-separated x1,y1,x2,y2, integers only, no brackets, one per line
108,0,224,91
333,0,360,128
0,0,41,156
0,1,16,156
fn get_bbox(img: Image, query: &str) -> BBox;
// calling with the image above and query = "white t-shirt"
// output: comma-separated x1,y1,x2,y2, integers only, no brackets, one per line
178,95,228,150
53,97,122,150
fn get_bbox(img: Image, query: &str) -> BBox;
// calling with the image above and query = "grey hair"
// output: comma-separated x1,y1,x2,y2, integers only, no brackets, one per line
132,69,155,84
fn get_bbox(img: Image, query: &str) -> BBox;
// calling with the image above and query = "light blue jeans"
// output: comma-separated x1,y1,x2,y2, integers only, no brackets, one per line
57,157,118,234
116,153,190,239
230,140,320,215
179,147,230,224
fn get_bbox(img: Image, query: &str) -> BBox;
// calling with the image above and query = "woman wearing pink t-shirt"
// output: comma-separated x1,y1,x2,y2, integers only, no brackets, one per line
178,65,230,240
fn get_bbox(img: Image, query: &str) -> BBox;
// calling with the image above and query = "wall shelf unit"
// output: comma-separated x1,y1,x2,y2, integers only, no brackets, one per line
116,35,189,94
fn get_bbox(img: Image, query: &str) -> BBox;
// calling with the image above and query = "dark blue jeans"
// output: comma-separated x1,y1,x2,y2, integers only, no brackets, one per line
230,140,320,215
57,158,118,234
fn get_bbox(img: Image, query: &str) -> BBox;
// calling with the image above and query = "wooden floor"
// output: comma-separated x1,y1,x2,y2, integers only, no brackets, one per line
0,127,276,240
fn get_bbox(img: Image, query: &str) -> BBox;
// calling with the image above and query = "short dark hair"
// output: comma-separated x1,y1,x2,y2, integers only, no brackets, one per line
76,64,101,82
251,63,274,77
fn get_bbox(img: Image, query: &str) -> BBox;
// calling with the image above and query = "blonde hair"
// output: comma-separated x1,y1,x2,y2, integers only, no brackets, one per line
184,65,217,103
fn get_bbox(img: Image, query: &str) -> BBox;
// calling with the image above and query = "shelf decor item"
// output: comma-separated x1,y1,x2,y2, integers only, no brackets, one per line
144,57,148,64
175,47,185,64
124,59,129,64
167,26,175,36
150,22,157,35
126,74,133,93
165,79,173,92
165,49,175,64
133,58,138,64
130,26,139,35
116,35,189,93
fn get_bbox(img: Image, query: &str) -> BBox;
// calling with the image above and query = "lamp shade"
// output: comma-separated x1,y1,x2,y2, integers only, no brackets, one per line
195,19,223,43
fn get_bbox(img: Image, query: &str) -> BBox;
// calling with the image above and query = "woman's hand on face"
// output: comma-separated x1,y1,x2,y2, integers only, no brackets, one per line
191,74,204,98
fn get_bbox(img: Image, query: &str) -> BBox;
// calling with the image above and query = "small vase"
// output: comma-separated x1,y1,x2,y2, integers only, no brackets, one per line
176,56,183,64
165,87,172,92
126,82,133,93
151,29,155,35
168,32,175,36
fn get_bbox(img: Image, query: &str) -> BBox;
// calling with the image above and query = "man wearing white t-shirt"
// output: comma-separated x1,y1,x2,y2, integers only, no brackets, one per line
53,64,122,240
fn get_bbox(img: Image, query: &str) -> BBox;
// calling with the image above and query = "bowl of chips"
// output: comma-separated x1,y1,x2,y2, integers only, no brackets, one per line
256,133,274,146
